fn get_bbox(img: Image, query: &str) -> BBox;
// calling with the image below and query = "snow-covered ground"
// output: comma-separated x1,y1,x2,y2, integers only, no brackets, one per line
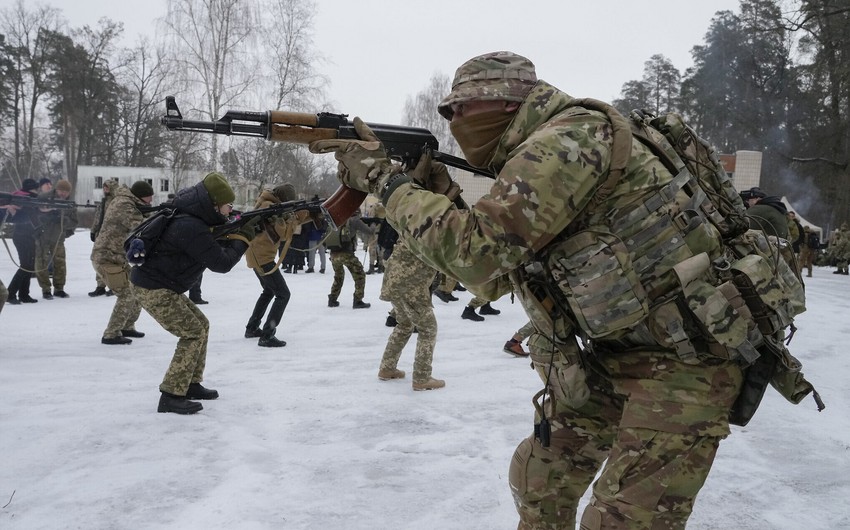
1,231,847,529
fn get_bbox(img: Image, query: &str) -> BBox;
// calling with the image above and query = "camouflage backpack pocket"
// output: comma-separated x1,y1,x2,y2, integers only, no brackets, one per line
730,253,804,335
650,253,755,362
548,229,649,339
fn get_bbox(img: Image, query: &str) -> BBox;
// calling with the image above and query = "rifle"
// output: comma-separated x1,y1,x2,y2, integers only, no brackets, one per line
0,191,96,210
160,96,493,226
210,197,328,240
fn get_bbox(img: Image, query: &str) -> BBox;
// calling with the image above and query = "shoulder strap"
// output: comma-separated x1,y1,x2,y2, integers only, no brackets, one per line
568,98,633,213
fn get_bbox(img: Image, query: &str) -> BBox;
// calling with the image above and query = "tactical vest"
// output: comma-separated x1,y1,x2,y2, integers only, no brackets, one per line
512,99,820,423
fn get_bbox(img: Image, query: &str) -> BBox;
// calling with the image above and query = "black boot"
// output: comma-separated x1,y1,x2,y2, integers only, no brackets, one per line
462,306,484,322
328,295,340,307
89,286,107,297
258,336,287,347
158,392,203,414
185,383,219,400
479,302,501,315
353,299,371,309
101,336,132,345
245,327,262,338
433,290,458,303
121,329,145,338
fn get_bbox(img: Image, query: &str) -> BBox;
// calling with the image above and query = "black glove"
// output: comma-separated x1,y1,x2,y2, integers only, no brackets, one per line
234,216,265,242
65,229,75,238
90,231,96,242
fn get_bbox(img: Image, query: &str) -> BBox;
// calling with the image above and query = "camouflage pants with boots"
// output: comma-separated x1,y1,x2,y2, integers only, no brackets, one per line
135,287,210,396
35,238,67,292
96,262,142,339
380,298,438,383
329,251,367,302
509,349,743,530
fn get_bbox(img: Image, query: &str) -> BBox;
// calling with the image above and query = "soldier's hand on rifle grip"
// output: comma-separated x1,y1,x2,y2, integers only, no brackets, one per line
411,150,463,203
308,117,401,194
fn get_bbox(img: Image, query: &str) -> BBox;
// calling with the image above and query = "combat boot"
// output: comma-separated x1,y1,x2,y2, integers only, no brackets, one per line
88,286,107,297
479,302,500,315
413,378,445,391
101,336,132,345
503,339,529,357
378,368,406,380
462,306,484,322
54,290,69,298
328,295,340,307
185,382,219,400
121,329,145,338
42,291,53,300
353,299,371,309
258,336,287,347
245,327,262,338
385,314,398,327
433,290,458,303
157,392,203,414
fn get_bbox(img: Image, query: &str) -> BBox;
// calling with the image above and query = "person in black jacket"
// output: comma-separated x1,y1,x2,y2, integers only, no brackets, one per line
131,172,262,415
5,178,41,304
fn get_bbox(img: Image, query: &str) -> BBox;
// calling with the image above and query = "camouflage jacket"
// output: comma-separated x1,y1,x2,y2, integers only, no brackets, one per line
35,189,79,243
91,186,147,267
385,80,727,350
379,240,436,303
91,178,121,240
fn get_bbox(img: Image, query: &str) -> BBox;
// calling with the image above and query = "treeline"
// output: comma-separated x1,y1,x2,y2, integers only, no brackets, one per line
0,0,339,200
611,0,850,230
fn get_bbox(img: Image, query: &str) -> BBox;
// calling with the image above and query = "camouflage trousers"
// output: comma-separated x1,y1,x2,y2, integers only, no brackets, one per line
798,247,814,277
509,349,743,530
380,297,438,383
135,286,210,396
95,262,141,339
329,251,367,301
35,237,66,292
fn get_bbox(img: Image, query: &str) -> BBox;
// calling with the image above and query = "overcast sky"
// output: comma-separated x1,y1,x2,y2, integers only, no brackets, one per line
6,0,743,123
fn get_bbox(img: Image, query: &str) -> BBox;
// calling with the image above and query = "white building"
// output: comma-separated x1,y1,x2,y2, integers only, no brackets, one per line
75,166,205,206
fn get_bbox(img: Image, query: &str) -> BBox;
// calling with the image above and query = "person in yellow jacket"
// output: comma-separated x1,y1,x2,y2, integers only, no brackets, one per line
243,183,311,347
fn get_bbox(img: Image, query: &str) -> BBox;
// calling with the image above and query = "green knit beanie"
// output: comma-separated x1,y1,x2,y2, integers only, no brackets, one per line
202,172,235,206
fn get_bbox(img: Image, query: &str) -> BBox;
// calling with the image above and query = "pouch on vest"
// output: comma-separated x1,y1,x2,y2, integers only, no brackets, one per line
513,264,590,409
102,263,129,291
726,230,806,336
547,229,649,339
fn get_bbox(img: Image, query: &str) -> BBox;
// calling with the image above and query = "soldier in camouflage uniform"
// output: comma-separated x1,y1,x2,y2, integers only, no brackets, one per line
310,51,749,529
89,178,120,297
327,213,374,309
92,181,152,345
828,223,850,274
35,179,78,298
131,172,261,415
378,240,444,390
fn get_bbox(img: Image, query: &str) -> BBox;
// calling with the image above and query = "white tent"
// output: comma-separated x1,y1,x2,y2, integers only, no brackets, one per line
782,196,822,240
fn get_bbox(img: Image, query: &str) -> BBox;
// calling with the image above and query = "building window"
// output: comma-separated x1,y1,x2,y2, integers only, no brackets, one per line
95,176,103,189
160,179,170,192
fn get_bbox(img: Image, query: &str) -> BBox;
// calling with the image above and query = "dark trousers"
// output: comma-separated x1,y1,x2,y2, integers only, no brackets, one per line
8,230,36,299
246,262,291,339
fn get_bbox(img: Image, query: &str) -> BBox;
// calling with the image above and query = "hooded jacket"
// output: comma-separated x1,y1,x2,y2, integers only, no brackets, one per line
130,181,248,293
745,196,789,239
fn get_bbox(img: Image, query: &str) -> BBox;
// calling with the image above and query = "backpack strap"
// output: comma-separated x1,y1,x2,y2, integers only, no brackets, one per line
569,98,633,213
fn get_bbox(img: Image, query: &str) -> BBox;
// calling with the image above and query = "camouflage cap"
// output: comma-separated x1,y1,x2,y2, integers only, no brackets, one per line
437,51,537,120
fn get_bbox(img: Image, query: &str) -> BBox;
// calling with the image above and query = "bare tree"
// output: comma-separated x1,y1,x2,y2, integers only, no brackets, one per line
161,0,260,170
0,0,62,181
402,71,458,157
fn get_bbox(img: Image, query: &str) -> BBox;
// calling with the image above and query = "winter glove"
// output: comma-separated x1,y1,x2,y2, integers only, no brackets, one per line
233,215,265,242
410,150,463,202
126,238,146,266
90,231,96,242
308,117,402,194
